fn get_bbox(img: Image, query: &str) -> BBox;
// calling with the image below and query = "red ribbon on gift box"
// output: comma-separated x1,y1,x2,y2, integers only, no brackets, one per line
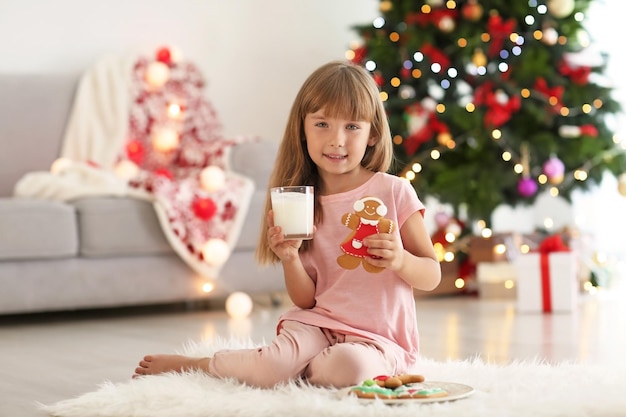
537,235,570,312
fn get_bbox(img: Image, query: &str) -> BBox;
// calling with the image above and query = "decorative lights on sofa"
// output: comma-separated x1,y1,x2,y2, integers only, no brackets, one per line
48,45,236,275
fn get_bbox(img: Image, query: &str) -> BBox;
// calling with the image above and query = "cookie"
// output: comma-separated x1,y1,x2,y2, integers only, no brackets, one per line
349,374,448,400
337,196,394,274
374,374,425,388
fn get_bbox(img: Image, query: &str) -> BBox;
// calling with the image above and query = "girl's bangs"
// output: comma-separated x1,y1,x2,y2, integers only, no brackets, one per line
307,74,376,122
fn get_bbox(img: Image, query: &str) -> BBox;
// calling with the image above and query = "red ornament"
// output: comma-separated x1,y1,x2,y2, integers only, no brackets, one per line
125,140,145,165
462,0,483,21
351,46,367,65
373,72,385,87
579,124,598,137
192,197,217,221
155,47,172,65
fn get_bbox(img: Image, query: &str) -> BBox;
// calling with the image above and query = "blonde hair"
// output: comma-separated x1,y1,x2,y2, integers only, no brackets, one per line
255,60,394,265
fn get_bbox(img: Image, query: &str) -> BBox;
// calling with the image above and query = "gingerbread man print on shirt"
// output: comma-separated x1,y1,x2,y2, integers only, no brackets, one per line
337,196,395,273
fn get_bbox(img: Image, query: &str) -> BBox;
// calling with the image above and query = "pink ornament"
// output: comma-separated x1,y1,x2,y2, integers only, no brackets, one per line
434,211,451,229
517,177,538,197
542,156,565,179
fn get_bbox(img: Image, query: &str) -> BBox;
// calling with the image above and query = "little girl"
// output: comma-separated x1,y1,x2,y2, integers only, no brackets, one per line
134,60,441,388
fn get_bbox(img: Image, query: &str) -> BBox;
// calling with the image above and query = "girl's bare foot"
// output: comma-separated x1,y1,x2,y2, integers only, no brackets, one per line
133,354,210,378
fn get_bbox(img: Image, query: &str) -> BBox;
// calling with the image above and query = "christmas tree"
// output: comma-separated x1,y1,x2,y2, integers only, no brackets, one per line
348,0,626,225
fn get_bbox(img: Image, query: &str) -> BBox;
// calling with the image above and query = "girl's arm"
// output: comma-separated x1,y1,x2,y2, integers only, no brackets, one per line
266,211,316,308
363,211,441,291
281,256,316,309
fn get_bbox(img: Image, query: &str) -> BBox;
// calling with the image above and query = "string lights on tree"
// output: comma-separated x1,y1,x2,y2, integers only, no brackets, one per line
347,0,626,226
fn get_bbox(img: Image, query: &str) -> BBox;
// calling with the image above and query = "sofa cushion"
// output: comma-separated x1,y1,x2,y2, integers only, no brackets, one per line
72,197,174,257
0,198,78,260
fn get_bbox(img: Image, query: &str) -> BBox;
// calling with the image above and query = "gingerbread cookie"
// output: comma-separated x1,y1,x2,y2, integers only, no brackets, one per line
373,374,425,388
337,196,394,274
349,374,448,400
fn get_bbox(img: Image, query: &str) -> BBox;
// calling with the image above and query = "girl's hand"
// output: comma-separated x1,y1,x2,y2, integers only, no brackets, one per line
362,233,404,272
267,210,302,262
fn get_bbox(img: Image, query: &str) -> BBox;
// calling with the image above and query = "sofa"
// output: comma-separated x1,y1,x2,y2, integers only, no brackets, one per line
0,73,284,315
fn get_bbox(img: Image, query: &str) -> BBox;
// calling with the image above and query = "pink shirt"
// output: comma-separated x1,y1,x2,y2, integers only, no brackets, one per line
279,172,425,368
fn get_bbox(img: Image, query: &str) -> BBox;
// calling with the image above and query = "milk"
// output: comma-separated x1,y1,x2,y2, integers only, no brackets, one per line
271,187,314,240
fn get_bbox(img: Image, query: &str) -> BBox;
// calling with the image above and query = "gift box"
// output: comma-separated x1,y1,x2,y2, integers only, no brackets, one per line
514,242,578,313
476,262,517,299
469,233,522,264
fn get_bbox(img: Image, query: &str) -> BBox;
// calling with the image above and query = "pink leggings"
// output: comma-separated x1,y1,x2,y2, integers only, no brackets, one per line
207,320,398,388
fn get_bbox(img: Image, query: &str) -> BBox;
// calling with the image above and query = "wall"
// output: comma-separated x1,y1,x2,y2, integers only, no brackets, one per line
0,0,379,142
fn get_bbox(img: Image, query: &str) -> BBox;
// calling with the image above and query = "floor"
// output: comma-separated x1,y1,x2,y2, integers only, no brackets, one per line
1,283,625,417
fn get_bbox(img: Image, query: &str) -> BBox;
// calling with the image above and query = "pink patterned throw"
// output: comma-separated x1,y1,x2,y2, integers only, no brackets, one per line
121,51,256,275
14,47,256,281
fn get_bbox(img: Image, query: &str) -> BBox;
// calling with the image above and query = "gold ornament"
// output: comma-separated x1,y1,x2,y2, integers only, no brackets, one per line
547,0,575,19
380,0,392,12
549,174,564,185
472,49,487,67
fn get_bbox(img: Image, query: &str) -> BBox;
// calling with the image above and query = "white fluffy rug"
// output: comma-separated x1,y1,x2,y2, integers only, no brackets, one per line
40,337,626,417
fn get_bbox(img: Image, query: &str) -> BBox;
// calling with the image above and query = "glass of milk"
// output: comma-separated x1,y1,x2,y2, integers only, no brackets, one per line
270,186,314,240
